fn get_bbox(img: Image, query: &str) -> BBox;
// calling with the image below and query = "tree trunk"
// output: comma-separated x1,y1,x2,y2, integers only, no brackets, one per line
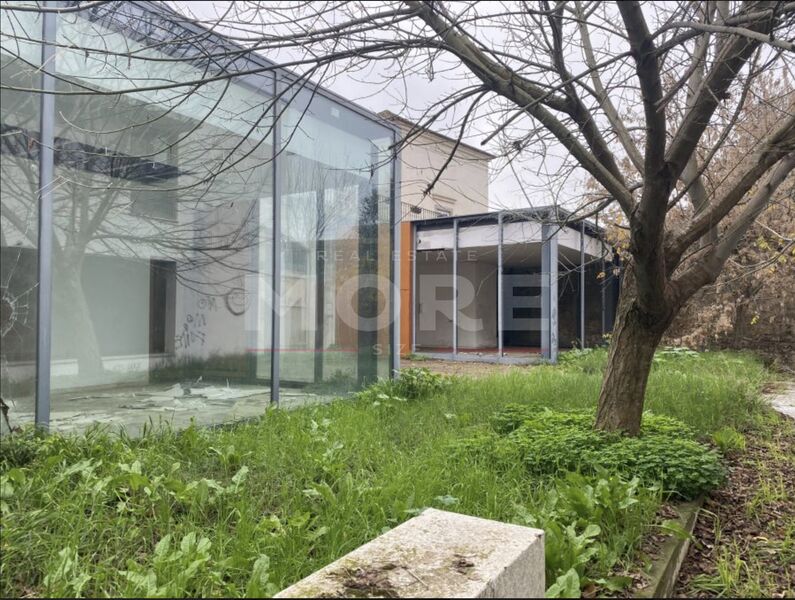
595,266,669,435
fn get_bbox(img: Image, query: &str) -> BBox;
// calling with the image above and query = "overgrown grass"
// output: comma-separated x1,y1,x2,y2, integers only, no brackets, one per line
684,413,795,598
0,350,770,597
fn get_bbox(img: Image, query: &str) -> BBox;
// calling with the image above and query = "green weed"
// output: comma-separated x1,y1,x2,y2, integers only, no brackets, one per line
0,350,771,598
711,427,747,454
454,406,723,500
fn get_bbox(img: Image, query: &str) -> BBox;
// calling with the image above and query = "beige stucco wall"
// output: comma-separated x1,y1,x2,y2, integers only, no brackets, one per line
383,114,491,216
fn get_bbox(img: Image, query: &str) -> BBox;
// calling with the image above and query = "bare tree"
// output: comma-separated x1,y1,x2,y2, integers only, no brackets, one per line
1,0,793,434
262,0,794,434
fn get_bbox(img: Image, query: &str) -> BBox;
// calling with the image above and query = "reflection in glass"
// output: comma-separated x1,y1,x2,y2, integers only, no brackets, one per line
1,9,42,430
278,87,393,402
46,9,274,432
0,4,394,433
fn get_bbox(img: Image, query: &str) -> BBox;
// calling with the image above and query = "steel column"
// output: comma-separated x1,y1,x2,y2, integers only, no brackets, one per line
270,78,282,407
391,137,401,376
34,4,57,430
540,223,558,363
356,148,380,387
411,225,417,354
580,224,586,348
452,218,459,356
313,188,325,384
497,213,504,357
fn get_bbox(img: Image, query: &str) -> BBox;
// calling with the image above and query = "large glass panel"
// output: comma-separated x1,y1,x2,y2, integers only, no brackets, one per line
502,232,544,352
457,221,498,356
278,83,393,404
0,8,42,430
414,226,454,353
47,6,274,432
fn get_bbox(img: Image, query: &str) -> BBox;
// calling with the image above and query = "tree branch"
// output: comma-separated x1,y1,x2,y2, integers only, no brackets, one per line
665,1,778,184
575,0,644,174
405,0,635,213
672,151,795,303
668,112,795,265
617,0,669,312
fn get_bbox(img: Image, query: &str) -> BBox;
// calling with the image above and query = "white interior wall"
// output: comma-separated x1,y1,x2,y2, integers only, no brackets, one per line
415,252,498,350
459,259,498,349
415,253,453,348
51,256,151,390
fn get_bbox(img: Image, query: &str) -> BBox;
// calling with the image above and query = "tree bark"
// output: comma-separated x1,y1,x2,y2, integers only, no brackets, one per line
595,265,670,435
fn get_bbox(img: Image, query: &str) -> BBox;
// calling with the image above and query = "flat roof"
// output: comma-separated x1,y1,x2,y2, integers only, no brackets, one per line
410,205,606,237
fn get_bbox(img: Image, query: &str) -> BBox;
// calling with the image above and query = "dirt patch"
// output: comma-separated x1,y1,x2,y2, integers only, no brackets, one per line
401,357,532,378
675,413,795,597
330,564,399,598
451,554,476,575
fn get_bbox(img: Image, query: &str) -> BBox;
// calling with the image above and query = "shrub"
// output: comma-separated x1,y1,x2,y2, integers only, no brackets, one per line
355,367,449,404
454,406,724,499
591,436,724,499
393,367,449,399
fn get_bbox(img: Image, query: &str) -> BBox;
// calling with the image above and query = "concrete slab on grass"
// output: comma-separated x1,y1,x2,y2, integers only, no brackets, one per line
275,508,545,598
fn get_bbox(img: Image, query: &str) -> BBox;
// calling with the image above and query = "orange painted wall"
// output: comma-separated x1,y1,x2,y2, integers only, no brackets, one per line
399,222,413,356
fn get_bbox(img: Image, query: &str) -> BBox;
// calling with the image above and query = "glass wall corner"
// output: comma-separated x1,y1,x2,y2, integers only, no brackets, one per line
1,3,396,433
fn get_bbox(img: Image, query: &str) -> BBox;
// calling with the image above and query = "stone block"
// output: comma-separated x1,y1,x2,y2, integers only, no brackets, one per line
275,508,544,598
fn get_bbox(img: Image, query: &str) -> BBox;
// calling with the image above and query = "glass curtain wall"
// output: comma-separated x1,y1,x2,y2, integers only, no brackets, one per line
45,6,275,432
0,9,42,429
0,3,395,433
277,81,394,403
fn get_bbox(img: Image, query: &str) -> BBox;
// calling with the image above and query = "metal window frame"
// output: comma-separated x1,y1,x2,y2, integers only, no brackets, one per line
410,222,417,355
452,218,459,357
497,212,504,357
580,223,586,348
391,130,401,376
269,75,282,407
34,2,57,430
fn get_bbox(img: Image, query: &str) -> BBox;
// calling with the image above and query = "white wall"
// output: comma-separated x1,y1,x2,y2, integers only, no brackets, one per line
459,259,498,349
383,114,491,216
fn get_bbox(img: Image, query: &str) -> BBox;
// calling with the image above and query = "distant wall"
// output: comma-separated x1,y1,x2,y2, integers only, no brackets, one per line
414,252,497,350
387,117,490,216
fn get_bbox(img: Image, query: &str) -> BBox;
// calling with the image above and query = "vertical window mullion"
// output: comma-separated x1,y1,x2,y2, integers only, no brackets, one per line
34,3,57,430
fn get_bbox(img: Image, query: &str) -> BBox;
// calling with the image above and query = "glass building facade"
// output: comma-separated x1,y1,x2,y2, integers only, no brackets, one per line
1,2,397,433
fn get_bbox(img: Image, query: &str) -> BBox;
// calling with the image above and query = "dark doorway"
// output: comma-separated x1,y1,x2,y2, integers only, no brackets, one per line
149,260,176,355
